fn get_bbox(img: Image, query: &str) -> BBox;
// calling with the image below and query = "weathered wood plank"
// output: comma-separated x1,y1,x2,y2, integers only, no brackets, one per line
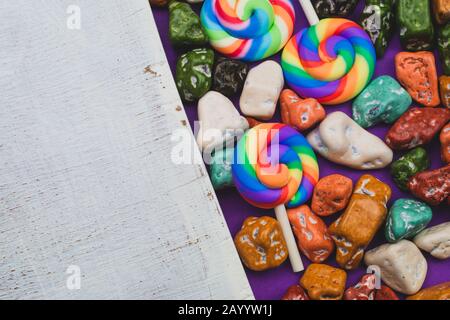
0,0,253,300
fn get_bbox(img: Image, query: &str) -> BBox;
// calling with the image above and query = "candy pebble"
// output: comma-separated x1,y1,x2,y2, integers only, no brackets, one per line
311,0,358,18
353,75,411,128
395,51,440,107
300,264,347,300
408,282,450,300
196,91,248,151
212,57,248,97
364,240,427,295
438,23,450,75
169,1,208,47
374,286,400,300
200,0,295,62
360,0,395,58
390,147,430,191
408,165,450,206
176,48,214,102
307,112,393,170
414,222,450,260
433,0,450,24
344,274,377,300
440,75,450,108
280,89,325,132
281,285,310,300
240,61,284,120
311,174,353,217
385,198,432,243
287,205,334,263
234,216,288,271
282,18,376,105
441,123,450,163
385,107,450,150
329,175,391,270
209,147,234,190
397,0,434,51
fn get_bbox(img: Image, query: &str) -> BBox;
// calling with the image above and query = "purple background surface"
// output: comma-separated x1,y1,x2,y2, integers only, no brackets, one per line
152,1,449,300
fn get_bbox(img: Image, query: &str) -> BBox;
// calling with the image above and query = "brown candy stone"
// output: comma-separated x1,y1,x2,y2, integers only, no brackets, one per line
395,51,440,107
408,165,450,206
281,285,310,300
344,274,377,300
329,175,391,270
433,0,450,24
385,107,450,150
407,281,450,300
287,205,334,263
440,75,450,108
311,174,353,217
375,286,400,300
300,264,347,300
234,216,288,271
441,123,450,163
280,89,326,132
150,0,169,6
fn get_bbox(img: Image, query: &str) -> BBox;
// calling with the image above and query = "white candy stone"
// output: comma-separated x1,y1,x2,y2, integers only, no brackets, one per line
196,91,248,151
239,60,284,120
364,240,427,295
414,222,450,260
306,112,393,169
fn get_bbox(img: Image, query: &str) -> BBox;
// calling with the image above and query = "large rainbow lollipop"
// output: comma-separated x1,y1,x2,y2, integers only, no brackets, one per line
200,0,296,61
281,1,376,105
232,123,319,272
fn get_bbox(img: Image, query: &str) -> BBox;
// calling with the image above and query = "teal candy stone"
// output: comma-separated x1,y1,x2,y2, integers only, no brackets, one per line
209,147,234,190
385,198,432,243
353,75,412,128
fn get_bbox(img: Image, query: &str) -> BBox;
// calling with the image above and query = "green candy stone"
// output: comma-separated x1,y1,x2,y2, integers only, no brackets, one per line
169,1,208,47
390,147,430,191
361,0,395,58
385,198,432,242
209,148,234,190
353,76,412,128
438,23,450,75
176,48,214,102
397,0,434,51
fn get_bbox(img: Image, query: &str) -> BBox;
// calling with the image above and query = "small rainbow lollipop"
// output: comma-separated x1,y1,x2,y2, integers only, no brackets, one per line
200,0,296,61
281,1,376,105
232,123,319,272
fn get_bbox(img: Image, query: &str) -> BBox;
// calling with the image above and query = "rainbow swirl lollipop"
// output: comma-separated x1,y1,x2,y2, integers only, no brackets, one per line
232,123,319,209
281,18,376,105
200,0,295,62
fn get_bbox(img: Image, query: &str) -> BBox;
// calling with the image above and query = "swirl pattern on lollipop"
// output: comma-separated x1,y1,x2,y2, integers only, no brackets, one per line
232,123,319,209
282,18,376,105
200,0,295,61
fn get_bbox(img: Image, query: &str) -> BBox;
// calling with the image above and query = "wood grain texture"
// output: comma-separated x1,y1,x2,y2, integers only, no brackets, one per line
0,0,253,300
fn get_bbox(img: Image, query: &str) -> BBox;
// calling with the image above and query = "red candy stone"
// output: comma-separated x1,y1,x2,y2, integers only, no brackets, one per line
408,165,450,205
375,286,400,300
385,107,450,150
344,274,377,300
441,123,450,163
281,285,310,300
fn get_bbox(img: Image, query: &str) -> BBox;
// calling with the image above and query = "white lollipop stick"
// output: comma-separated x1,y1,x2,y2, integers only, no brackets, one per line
298,0,320,25
275,205,304,272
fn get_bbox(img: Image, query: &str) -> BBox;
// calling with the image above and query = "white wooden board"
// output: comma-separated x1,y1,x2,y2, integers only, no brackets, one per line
0,0,253,300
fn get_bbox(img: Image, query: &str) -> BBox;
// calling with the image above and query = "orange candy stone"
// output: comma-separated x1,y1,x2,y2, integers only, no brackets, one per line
280,89,326,132
300,264,347,300
395,51,440,107
287,205,334,263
